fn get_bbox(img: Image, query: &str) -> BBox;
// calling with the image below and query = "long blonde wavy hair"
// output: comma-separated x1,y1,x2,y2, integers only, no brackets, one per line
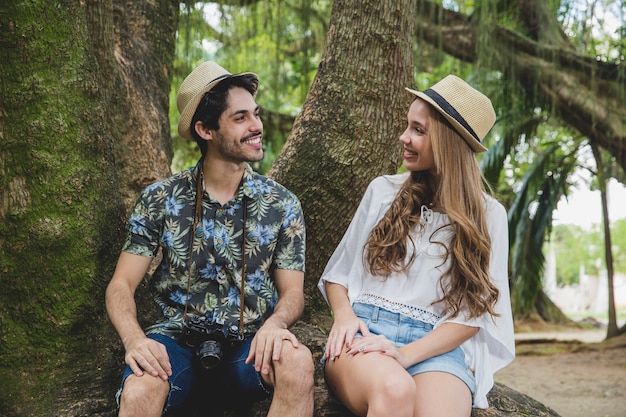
364,100,500,320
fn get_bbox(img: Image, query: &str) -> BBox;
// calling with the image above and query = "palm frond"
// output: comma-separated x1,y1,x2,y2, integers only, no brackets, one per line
509,143,578,315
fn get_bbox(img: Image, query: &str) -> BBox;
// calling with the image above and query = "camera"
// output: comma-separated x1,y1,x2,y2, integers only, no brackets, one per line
179,315,244,371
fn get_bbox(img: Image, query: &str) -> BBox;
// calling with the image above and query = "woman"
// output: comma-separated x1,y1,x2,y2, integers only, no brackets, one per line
318,75,515,417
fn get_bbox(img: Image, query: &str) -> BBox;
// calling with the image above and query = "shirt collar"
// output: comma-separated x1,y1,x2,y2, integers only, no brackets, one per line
190,160,259,201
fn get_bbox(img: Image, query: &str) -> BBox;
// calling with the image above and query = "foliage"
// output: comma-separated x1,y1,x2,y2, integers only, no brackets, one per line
559,0,626,60
552,218,626,286
171,1,332,173
506,140,578,314
552,224,601,285
471,0,624,318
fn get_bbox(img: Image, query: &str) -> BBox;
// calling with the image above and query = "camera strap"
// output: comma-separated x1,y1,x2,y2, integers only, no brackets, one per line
183,162,247,336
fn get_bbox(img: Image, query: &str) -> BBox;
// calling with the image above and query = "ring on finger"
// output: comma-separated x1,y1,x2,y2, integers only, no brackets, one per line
358,346,366,352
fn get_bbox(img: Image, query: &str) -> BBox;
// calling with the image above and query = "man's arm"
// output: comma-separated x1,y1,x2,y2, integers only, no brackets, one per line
264,268,305,329
245,269,305,374
105,251,172,380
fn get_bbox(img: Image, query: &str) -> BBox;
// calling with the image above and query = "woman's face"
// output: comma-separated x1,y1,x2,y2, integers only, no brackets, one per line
399,99,436,174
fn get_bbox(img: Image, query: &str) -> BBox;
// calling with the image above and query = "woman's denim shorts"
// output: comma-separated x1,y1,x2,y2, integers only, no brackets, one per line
347,302,476,394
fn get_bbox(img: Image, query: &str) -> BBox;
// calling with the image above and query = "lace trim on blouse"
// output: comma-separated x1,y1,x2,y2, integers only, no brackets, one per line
354,293,441,325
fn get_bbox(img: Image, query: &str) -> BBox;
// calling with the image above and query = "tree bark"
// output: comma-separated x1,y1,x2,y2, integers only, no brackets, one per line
590,143,619,339
0,1,123,415
267,0,416,318
0,1,176,415
111,0,177,209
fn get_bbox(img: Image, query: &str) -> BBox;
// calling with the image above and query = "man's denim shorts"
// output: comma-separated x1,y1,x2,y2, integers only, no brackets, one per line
116,333,271,414
347,302,476,394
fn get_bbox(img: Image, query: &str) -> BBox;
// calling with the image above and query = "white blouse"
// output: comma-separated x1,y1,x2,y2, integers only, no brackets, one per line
318,173,515,409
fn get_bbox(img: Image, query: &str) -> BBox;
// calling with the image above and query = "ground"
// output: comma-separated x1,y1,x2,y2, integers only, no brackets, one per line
494,325,626,417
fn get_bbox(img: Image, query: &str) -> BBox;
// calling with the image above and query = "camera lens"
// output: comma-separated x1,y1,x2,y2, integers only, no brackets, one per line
197,340,223,370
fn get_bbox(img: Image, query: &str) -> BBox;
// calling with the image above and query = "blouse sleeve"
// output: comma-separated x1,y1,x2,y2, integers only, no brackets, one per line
443,197,515,408
317,176,400,303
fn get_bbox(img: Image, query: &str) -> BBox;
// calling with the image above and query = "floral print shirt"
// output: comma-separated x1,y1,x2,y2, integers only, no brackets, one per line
122,161,306,337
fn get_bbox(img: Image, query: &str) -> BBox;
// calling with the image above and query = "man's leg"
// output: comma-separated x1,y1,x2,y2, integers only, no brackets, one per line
116,334,195,417
263,340,314,417
119,374,169,417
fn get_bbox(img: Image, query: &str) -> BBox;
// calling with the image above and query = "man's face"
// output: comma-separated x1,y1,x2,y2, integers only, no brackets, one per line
211,87,264,163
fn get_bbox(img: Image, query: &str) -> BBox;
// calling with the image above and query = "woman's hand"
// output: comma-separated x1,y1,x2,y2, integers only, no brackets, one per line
347,334,412,368
325,312,371,360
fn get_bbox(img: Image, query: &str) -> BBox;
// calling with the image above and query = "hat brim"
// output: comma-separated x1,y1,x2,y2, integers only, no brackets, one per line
406,87,488,153
178,72,259,140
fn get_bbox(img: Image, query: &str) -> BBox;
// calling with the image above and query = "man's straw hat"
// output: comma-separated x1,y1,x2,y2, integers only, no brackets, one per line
406,75,495,153
176,61,259,140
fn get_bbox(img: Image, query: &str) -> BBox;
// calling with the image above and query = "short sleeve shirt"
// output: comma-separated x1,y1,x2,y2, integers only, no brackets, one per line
123,161,306,337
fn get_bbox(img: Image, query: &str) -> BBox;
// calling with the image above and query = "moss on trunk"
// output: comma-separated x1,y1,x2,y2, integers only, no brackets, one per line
0,0,176,415
0,1,125,414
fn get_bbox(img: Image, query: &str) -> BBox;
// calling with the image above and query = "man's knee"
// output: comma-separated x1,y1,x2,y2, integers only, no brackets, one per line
273,343,314,385
120,374,170,409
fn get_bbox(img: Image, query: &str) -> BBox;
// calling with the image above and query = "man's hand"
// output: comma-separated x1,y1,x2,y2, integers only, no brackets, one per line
124,336,172,381
245,321,300,375
106,253,172,379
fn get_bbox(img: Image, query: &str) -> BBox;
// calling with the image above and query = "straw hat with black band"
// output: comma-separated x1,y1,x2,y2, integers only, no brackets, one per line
406,75,496,153
176,61,259,140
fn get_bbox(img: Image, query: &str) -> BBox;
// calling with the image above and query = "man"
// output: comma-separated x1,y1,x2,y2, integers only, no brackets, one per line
106,61,314,417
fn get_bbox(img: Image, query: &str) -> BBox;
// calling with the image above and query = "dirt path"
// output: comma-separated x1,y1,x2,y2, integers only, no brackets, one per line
494,329,626,417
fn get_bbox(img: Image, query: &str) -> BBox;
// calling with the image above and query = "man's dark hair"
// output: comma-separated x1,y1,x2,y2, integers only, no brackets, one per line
190,74,259,156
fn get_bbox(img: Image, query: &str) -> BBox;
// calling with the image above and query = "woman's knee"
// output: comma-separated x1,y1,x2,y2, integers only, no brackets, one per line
369,374,416,411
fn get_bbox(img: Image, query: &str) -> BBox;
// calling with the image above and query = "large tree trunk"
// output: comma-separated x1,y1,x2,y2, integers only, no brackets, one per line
111,0,176,208
0,1,176,415
267,0,415,319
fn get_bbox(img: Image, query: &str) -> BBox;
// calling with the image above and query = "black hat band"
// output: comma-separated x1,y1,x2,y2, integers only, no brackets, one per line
423,88,481,142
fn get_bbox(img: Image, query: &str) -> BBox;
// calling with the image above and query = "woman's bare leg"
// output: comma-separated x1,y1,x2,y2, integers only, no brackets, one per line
325,352,416,417
412,372,472,417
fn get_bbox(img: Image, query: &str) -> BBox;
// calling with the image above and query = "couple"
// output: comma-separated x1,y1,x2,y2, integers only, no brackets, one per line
106,61,514,417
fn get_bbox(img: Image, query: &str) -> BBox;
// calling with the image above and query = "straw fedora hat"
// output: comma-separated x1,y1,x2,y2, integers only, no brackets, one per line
176,61,259,140
406,75,495,153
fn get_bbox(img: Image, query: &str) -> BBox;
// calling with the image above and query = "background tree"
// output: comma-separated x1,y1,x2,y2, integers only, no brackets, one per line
589,143,620,337
414,0,625,325
416,0,625,170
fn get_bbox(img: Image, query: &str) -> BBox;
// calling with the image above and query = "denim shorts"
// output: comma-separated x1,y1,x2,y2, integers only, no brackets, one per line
116,333,271,414
348,302,475,394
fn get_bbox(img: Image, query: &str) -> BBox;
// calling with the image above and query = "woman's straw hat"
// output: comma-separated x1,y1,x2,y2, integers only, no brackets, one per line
406,75,495,153
176,61,258,140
